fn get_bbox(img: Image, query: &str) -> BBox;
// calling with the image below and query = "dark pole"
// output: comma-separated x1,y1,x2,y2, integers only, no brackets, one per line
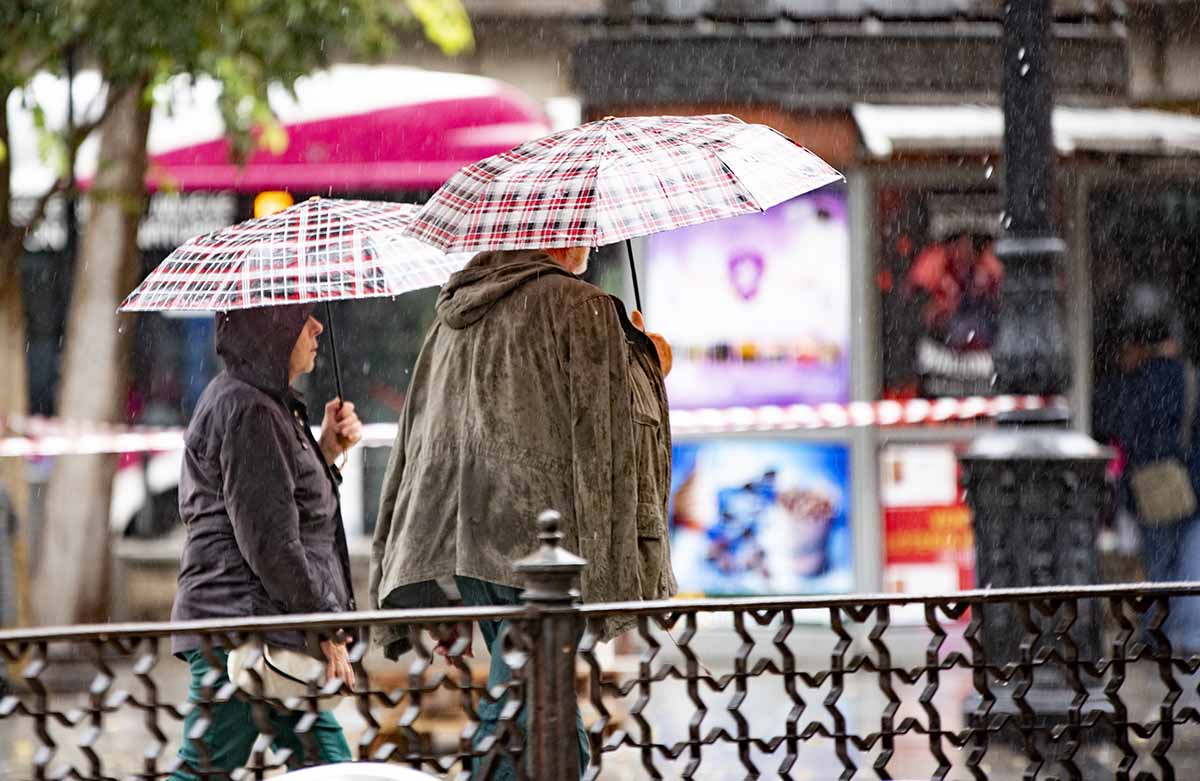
514,510,586,779
991,0,1069,396
64,46,78,277
960,2,1113,760
323,300,344,403
625,238,642,313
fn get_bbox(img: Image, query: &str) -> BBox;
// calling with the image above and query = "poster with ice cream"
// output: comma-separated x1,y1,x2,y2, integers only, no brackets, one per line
669,439,853,596
644,189,851,409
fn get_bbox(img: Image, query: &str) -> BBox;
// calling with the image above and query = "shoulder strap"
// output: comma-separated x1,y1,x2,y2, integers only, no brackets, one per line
1181,360,1197,453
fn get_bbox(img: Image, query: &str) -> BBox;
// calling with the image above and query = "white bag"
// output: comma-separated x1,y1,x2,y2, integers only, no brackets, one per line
226,643,345,710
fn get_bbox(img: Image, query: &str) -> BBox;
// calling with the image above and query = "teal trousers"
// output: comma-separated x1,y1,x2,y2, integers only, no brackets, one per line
170,648,350,781
457,576,589,779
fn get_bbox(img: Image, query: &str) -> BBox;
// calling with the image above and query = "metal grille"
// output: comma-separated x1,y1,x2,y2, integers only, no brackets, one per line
5,584,1200,780
577,584,1200,780
0,608,532,780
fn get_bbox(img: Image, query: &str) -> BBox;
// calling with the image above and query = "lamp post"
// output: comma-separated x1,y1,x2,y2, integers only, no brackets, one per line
960,0,1112,753
991,0,1068,393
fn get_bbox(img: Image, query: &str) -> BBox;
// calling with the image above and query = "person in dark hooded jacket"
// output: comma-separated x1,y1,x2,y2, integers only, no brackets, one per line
169,303,362,780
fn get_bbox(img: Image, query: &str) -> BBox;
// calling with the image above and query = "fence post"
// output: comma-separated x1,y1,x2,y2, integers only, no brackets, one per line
514,510,587,779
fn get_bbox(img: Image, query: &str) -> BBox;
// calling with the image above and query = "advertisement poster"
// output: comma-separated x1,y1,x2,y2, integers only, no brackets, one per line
644,190,850,409
880,445,975,610
877,188,1004,399
669,439,853,596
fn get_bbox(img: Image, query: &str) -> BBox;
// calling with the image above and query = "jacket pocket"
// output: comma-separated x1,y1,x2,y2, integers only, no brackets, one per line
636,501,665,601
632,414,666,515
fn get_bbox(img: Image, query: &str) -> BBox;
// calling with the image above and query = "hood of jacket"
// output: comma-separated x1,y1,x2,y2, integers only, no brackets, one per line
216,303,314,398
436,249,574,329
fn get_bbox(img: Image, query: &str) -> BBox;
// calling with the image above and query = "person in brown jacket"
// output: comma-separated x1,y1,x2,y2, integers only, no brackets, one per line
370,245,675,777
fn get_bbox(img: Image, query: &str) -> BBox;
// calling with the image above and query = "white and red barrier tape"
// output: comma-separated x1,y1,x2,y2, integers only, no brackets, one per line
669,394,1066,434
0,395,1066,458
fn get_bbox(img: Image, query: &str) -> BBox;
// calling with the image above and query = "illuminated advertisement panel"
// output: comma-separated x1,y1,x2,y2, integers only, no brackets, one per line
645,190,850,410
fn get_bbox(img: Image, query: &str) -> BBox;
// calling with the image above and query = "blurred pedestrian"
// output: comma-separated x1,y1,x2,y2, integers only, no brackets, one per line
168,305,362,780
1093,283,1200,651
370,246,676,778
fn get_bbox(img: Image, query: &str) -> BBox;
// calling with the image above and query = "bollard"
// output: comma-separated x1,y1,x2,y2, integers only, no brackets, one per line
513,510,587,780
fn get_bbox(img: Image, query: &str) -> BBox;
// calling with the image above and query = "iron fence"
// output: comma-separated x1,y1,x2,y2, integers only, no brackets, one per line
3,514,1200,780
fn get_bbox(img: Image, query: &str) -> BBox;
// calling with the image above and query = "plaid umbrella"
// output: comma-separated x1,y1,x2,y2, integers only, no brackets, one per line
404,114,842,308
120,198,470,312
120,197,472,397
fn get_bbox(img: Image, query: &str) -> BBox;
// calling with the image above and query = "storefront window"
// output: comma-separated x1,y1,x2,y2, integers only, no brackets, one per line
878,187,1003,399
1089,181,1200,381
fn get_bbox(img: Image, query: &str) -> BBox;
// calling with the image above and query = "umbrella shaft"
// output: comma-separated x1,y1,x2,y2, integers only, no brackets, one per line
626,239,643,314
324,300,344,402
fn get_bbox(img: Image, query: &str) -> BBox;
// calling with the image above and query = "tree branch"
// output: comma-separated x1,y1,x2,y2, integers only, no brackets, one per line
65,88,121,160
0,175,68,265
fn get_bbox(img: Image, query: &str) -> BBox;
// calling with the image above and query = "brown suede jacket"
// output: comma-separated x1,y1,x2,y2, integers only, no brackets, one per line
370,250,675,657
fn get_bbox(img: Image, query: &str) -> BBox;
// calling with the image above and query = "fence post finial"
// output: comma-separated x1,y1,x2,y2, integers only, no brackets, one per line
514,509,587,605
514,509,587,779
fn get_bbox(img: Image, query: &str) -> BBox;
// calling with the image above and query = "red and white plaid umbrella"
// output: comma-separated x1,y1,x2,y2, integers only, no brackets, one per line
119,197,471,313
119,197,472,399
405,114,843,253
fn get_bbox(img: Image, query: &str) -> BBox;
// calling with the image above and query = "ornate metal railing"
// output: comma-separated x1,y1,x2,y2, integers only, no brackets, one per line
4,513,1200,780
0,605,535,781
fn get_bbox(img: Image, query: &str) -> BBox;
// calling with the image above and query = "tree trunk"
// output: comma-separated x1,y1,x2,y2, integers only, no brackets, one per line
0,83,33,626
34,82,150,626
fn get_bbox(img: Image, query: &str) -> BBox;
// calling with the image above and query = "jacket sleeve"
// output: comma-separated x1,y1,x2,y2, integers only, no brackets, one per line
566,296,640,606
221,404,335,615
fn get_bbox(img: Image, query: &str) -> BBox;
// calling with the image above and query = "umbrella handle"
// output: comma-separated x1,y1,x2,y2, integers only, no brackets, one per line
626,239,643,315
324,300,344,404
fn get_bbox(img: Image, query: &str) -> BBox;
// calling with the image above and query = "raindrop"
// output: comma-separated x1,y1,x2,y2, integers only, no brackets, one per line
1020,63,1031,77
1017,47,1026,60
1002,214,1013,229
117,325,125,335
984,165,994,180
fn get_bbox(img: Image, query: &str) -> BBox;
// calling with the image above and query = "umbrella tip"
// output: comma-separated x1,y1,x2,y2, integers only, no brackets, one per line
307,195,320,201
602,115,615,121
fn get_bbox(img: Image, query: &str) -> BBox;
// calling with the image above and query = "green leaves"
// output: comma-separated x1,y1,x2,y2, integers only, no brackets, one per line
30,102,69,180
406,0,475,56
3,0,476,171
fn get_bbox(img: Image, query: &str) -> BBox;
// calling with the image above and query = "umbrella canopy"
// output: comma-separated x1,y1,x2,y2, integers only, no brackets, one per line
404,114,843,254
119,197,472,313
119,197,474,401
